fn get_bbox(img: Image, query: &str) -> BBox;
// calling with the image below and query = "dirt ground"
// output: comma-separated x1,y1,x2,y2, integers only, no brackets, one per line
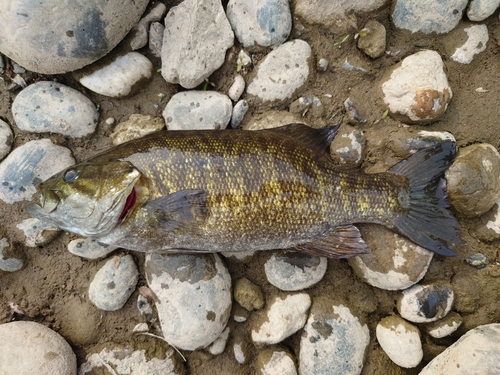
0,3,499,374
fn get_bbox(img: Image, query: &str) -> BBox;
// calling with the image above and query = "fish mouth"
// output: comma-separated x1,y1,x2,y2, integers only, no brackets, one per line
26,183,60,218
118,187,137,222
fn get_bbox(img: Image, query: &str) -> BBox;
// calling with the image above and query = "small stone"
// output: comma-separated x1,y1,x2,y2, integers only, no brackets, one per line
344,98,366,124
397,283,454,323
264,252,327,291
12,62,26,74
402,131,457,154
79,52,153,97
0,237,23,272
376,315,422,368
317,58,329,72
132,323,149,333
424,311,463,338
67,237,117,259
149,22,165,58
233,304,250,323
221,249,256,261
0,55,4,73
228,74,245,101
163,91,232,131
16,218,60,247
129,3,167,50
12,81,98,137
310,96,324,119
88,255,139,311
243,110,304,131
234,278,265,311
467,0,500,21
233,332,251,364
137,294,154,322
466,253,490,269
110,114,165,145
329,126,366,167
0,119,13,161
357,20,386,59
258,349,297,375
237,50,252,68
105,117,115,125
252,293,311,345
230,100,249,128
451,25,489,64
208,327,230,355
289,97,313,114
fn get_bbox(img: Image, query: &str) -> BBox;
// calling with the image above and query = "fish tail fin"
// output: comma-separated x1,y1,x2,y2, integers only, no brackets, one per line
387,141,462,256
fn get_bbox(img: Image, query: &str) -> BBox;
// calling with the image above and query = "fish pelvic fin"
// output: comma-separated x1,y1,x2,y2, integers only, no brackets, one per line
387,141,462,256
295,224,369,258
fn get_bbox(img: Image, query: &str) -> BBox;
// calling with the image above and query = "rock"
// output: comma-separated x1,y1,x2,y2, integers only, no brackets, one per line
446,143,500,217
381,50,452,124
420,323,500,374
110,114,165,145
467,0,500,21
344,98,367,124
348,225,433,290
264,252,327,291
0,237,23,272
228,74,246,101
376,315,423,368
149,22,165,58
237,49,253,69
161,0,234,89
16,218,60,247
317,58,329,72
0,55,4,73
163,91,232,130
258,349,297,375
0,119,13,161
466,252,490,269
146,253,232,351
227,0,292,48
424,311,463,338
129,3,167,51
399,131,456,155
233,306,250,323
0,321,76,375
234,278,265,311
12,81,98,137
67,237,117,259
88,255,139,311
357,20,386,59
247,40,311,102
299,298,370,375
221,249,256,261
0,0,149,74
392,0,468,34
289,97,313,114
252,293,311,345
397,283,454,323
329,126,365,167
474,197,500,241
79,52,153,97
451,25,489,64
137,294,154,321
208,327,231,355
133,323,149,333
230,100,249,128
243,110,304,130
233,331,251,364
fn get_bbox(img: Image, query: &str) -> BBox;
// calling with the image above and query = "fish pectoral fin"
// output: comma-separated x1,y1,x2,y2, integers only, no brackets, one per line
145,189,209,231
295,224,369,258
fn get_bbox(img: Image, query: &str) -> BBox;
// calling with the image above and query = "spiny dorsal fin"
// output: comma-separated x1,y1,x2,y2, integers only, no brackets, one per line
263,123,340,151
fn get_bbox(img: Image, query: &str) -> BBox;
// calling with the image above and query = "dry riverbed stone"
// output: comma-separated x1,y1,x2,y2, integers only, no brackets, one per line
397,283,454,323
257,348,297,375
424,311,463,338
234,277,265,311
0,119,13,161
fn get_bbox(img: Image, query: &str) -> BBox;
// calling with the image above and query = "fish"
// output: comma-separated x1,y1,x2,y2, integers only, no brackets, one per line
26,124,461,258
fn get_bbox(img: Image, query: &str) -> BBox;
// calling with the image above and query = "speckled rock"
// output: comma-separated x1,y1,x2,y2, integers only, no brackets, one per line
420,323,500,374
208,327,230,355
16,218,60,247
247,40,311,102
424,311,463,338
264,252,327,291
299,298,370,375
110,114,165,145
381,50,452,124
329,126,366,167
243,111,304,131
258,349,297,375
357,20,386,59
348,225,433,290
376,315,422,368
397,283,454,323
252,293,311,345
0,237,23,272
0,321,76,375
451,25,489,64
12,81,98,137
79,52,153,97
161,0,234,89
0,119,13,161
146,253,232,351
0,0,149,74
467,0,500,21
163,91,232,130
234,278,265,311
446,143,500,217
88,255,139,311
67,237,117,259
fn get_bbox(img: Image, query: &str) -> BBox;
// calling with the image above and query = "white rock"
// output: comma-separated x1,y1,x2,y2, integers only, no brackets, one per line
0,119,13,161
230,100,249,128
238,50,252,68
425,312,463,338
0,237,23,272
12,81,98,137
208,327,231,355
397,283,454,323
317,58,329,72
149,22,165,58
451,25,489,64
247,40,311,102
259,350,297,375
88,255,139,311
234,342,247,364
129,3,167,50
80,52,153,97
110,114,165,145
163,91,232,130
376,315,422,368
0,321,76,375
228,74,246,101
467,0,500,21
252,293,311,344
161,0,234,89
132,323,149,333
68,237,117,259
16,218,60,247
221,249,256,261
420,323,500,374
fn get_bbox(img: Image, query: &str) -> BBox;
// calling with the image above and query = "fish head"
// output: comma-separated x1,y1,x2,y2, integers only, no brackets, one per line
27,160,142,237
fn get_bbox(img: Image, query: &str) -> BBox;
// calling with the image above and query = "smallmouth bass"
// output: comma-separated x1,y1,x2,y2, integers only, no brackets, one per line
27,124,461,257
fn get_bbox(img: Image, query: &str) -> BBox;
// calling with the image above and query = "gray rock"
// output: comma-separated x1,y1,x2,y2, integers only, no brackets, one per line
145,253,232,351
234,278,265,311
67,238,117,259
16,218,60,247
137,294,154,322
163,91,232,130
0,119,13,161
264,252,327,291
289,97,313,114
110,114,165,145
329,126,366,167
88,255,139,311
243,110,304,130
0,54,4,73
451,24,489,64
420,323,500,374
0,321,76,375
392,0,468,34
446,143,500,217
247,40,311,102
344,98,367,124
227,0,292,48
402,131,456,154
0,0,149,74
467,0,500,21
161,0,234,89
299,297,370,375
129,3,167,51
0,139,74,204
397,283,454,323
424,311,463,338
228,74,246,101
258,349,298,375
317,58,329,72
12,81,98,137
230,100,249,128
12,62,25,74
149,22,165,58
357,20,386,59
466,252,490,269
208,327,231,355
0,237,23,272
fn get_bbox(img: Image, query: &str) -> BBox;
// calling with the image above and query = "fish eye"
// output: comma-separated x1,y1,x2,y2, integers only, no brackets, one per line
63,169,79,182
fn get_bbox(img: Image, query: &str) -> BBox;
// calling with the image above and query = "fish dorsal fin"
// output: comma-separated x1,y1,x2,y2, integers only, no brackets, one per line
263,123,340,151
145,190,209,232
295,224,370,258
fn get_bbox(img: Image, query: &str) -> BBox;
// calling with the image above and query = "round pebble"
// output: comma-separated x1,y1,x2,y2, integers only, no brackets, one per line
0,119,13,161
129,3,167,51
397,283,454,323
208,327,231,355
0,237,23,272
228,74,245,101
258,349,297,375
424,311,463,338
137,294,154,321
16,218,60,247
264,252,327,291
317,58,329,72
149,22,165,58
221,249,256,262
12,81,98,137
230,100,249,128
110,114,165,145
234,277,265,311
451,25,489,64
233,332,250,364
329,126,366,167
67,237,117,259
88,255,139,311
467,0,500,21
357,20,386,59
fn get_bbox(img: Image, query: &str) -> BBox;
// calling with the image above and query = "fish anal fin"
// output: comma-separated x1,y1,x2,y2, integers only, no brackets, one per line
296,224,370,258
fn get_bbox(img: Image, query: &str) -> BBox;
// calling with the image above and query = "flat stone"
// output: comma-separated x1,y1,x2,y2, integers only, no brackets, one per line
424,311,463,338
110,114,165,145
234,278,265,311
467,0,500,21
258,349,297,375
16,218,60,247
357,20,386,59
0,237,23,272
451,24,489,64
397,283,454,323
0,119,13,161
12,81,98,137
67,237,117,259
